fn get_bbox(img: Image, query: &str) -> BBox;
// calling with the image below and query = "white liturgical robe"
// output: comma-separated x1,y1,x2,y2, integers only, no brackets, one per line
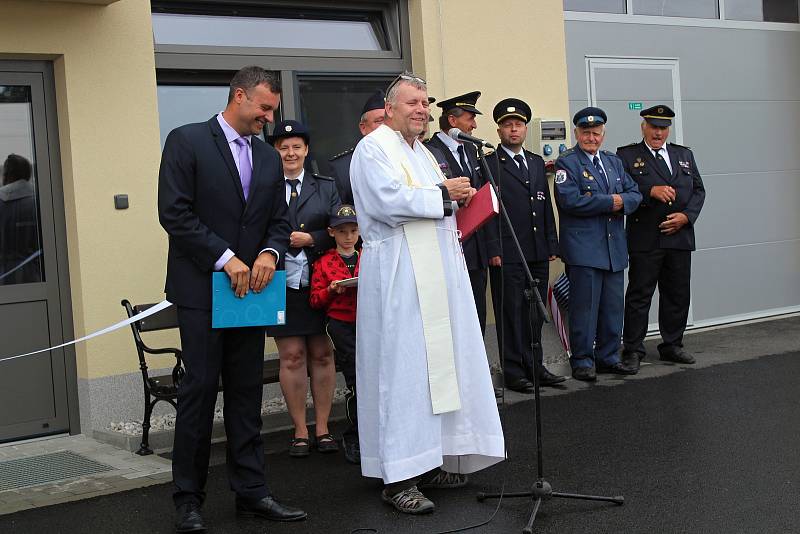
350,124,505,484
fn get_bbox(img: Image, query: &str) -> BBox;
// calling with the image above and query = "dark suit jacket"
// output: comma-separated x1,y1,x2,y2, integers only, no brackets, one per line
554,147,642,272
287,172,340,266
158,116,291,309
425,133,499,268
616,141,705,252
328,148,355,205
485,147,558,262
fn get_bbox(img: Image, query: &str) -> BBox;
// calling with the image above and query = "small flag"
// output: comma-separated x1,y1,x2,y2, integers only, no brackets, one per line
548,274,570,355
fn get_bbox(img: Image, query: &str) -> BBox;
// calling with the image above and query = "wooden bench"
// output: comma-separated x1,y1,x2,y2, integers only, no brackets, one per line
121,300,280,455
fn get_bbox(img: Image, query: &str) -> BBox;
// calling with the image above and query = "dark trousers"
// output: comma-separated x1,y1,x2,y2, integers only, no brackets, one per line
326,317,357,438
490,261,549,382
468,268,488,336
566,265,624,369
623,249,692,357
173,306,269,508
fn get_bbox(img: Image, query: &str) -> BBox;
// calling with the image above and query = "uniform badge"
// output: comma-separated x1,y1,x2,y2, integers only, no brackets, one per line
536,191,546,201
587,175,594,180
583,170,589,177
679,160,690,169
555,169,567,184
285,125,293,132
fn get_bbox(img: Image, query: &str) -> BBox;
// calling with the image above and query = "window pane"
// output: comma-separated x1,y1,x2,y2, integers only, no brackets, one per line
156,84,282,148
0,86,44,285
152,13,384,51
633,0,719,18
564,0,627,14
296,76,393,176
726,0,799,22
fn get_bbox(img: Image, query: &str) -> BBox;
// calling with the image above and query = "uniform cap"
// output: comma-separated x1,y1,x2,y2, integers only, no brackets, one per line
493,98,532,124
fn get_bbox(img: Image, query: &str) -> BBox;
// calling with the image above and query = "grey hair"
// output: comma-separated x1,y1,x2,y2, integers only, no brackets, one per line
439,107,468,131
228,66,281,103
385,71,427,105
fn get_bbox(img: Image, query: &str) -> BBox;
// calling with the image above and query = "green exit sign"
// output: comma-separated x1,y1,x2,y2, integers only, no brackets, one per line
629,102,643,110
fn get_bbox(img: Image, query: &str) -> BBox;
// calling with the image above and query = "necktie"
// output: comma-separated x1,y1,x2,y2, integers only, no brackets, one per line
513,154,531,184
654,150,672,177
287,179,301,256
592,155,609,189
233,137,252,200
457,145,472,180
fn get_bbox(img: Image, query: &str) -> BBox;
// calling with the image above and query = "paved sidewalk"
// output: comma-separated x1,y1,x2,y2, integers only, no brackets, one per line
0,434,171,514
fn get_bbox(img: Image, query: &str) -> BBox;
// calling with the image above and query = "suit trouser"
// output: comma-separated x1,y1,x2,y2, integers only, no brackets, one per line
490,261,549,382
623,249,691,357
566,265,624,369
468,267,488,336
326,317,358,439
173,306,269,508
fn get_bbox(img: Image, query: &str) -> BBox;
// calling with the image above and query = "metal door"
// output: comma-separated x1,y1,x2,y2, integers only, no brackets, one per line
0,64,74,442
584,56,693,329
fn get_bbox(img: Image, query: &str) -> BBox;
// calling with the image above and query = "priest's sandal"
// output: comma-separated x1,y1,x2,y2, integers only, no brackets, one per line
381,486,435,514
419,470,469,489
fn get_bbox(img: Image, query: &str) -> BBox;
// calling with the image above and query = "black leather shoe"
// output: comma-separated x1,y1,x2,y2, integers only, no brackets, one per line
505,377,535,393
572,367,597,382
342,433,361,465
621,352,642,373
538,368,567,386
597,362,637,375
175,503,206,533
659,350,695,364
236,495,307,522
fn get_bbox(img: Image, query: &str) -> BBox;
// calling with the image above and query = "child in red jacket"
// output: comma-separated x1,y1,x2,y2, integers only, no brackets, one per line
310,205,360,464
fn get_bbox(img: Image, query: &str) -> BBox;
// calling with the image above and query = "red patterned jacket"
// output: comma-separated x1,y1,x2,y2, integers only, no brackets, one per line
310,248,360,323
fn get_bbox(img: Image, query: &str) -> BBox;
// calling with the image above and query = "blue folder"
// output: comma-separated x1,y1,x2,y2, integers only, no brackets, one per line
212,271,287,328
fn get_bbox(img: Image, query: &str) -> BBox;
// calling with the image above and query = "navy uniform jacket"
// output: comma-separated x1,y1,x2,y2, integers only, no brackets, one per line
288,172,340,265
485,147,558,262
425,134,500,267
616,141,705,252
554,147,642,272
158,117,291,310
329,148,355,205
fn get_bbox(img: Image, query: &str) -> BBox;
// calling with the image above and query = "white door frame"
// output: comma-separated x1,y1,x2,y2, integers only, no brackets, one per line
584,55,693,328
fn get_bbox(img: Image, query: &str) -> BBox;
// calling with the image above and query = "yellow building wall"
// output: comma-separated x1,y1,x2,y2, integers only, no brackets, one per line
0,0,171,380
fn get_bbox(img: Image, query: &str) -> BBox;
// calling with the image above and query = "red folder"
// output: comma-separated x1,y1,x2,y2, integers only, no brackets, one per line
456,183,499,241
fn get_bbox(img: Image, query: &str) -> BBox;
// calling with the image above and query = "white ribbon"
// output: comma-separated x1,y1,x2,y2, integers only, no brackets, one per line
0,300,173,363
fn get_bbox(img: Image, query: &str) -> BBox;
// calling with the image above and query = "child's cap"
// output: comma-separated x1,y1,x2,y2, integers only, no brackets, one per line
330,204,358,227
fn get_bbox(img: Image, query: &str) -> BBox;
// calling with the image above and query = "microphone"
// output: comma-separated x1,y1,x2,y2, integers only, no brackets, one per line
448,128,495,149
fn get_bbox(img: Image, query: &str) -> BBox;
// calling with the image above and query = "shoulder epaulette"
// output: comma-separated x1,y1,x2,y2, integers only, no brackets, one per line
668,142,691,149
329,147,355,161
483,147,496,157
557,148,575,159
616,142,639,151
312,173,335,182
601,149,618,157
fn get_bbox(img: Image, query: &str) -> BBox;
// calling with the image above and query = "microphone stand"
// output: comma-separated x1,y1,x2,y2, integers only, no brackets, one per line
471,143,624,534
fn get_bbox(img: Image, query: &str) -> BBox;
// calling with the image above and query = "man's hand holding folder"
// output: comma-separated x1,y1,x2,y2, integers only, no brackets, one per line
456,182,499,241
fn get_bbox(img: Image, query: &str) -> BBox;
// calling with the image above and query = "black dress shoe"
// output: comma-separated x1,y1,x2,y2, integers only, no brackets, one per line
505,377,535,393
342,433,361,465
236,495,307,522
538,368,567,386
659,350,696,364
621,352,641,373
572,367,596,381
596,362,637,375
175,503,206,533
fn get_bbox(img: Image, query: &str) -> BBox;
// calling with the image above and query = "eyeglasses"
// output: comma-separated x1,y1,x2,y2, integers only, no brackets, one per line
386,73,427,94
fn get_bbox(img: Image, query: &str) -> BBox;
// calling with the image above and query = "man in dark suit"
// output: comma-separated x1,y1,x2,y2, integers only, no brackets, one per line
486,99,565,392
158,66,306,533
329,90,386,205
554,107,642,382
617,105,706,372
425,91,498,335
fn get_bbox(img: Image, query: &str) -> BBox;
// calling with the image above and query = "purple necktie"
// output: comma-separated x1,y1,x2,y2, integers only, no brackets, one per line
234,137,252,200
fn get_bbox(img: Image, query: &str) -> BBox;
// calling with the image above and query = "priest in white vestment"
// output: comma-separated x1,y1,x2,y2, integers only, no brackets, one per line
350,73,505,514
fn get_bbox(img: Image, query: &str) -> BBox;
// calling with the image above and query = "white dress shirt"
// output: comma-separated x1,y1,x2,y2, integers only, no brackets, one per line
502,145,528,170
213,112,278,271
284,170,309,289
644,141,673,173
435,131,470,175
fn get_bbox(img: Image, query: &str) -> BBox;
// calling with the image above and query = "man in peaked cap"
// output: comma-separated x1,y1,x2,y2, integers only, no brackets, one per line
553,106,642,382
616,105,706,372
329,90,386,205
425,91,499,337
485,98,565,392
